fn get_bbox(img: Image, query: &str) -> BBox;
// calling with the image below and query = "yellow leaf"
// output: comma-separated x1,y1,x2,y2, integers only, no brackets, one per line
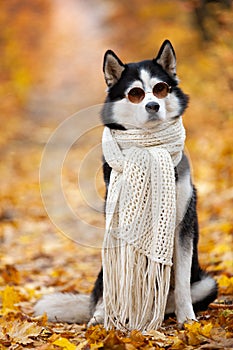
184,322,202,346
214,243,232,254
90,342,104,349
184,320,214,346
53,337,76,350
217,275,233,295
220,221,233,234
184,321,201,332
0,285,20,314
171,337,185,349
201,323,213,337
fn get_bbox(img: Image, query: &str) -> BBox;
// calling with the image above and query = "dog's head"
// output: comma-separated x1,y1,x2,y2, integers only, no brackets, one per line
102,40,189,130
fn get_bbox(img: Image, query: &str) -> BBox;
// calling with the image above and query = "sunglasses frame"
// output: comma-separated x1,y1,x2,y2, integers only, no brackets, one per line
127,82,171,104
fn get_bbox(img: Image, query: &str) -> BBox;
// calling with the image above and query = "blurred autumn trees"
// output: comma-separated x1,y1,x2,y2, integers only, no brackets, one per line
0,0,50,109
192,0,232,41
1,0,232,116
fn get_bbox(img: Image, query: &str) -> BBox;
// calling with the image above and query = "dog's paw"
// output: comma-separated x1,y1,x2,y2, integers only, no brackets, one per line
87,315,104,327
177,319,197,330
176,304,197,327
177,317,199,330
88,299,104,327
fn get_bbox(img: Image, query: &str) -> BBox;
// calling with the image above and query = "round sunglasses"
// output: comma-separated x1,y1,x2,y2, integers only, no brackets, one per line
127,82,171,104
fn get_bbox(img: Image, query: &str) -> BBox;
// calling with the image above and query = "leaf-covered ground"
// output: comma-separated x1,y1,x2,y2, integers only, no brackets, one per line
0,0,232,349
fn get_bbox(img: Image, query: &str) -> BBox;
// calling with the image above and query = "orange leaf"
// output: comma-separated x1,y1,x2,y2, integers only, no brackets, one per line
2,264,20,285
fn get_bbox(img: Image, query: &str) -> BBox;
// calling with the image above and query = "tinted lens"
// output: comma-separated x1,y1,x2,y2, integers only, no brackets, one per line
128,87,145,103
153,82,169,98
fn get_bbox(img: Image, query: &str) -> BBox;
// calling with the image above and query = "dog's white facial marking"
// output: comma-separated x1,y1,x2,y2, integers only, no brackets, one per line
166,93,181,119
140,69,153,91
112,68,181,129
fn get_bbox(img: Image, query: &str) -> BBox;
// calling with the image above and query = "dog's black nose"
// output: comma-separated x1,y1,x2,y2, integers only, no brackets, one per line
145,102,160,114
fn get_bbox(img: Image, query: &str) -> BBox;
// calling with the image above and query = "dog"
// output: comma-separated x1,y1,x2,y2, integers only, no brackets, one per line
35,40,217,327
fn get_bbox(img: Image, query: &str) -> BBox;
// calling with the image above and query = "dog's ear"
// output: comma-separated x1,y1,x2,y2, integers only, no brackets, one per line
155,40,177,80
103,50,125,87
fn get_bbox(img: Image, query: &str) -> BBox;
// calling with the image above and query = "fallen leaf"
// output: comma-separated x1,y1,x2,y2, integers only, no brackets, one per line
53,337,76,350
2,265,20,285
184,321,210,346
201,322,213,337
85,325,107,343
90,341,104,349
146,329,172,347
217,275,233,295
2,319,43,345
0,285,21,314
103,331,125,349
76,340,88,350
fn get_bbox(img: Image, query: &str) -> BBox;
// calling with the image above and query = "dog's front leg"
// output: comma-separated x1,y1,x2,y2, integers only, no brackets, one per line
174,227,196,325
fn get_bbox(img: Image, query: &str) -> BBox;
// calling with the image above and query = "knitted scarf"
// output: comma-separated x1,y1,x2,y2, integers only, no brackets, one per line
102,118,186,331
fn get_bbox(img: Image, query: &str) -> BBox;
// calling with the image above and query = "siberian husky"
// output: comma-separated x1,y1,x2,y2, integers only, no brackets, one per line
35,40,217,327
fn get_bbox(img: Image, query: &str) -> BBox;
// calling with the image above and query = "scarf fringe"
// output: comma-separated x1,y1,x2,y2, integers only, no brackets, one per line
102,236,171,331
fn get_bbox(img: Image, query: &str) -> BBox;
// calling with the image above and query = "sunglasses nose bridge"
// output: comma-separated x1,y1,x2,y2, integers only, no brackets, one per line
144,91,158,102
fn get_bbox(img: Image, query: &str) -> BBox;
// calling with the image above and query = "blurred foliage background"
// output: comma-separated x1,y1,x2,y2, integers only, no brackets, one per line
0,0,232,328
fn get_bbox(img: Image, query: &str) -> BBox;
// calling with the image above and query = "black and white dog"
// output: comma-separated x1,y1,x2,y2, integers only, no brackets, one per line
35,40,217,326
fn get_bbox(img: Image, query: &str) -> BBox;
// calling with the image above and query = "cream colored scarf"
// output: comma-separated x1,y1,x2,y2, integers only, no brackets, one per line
102,118,185,331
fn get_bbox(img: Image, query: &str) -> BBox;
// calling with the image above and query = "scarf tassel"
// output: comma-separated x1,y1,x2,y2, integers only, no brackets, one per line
102,235,171,331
